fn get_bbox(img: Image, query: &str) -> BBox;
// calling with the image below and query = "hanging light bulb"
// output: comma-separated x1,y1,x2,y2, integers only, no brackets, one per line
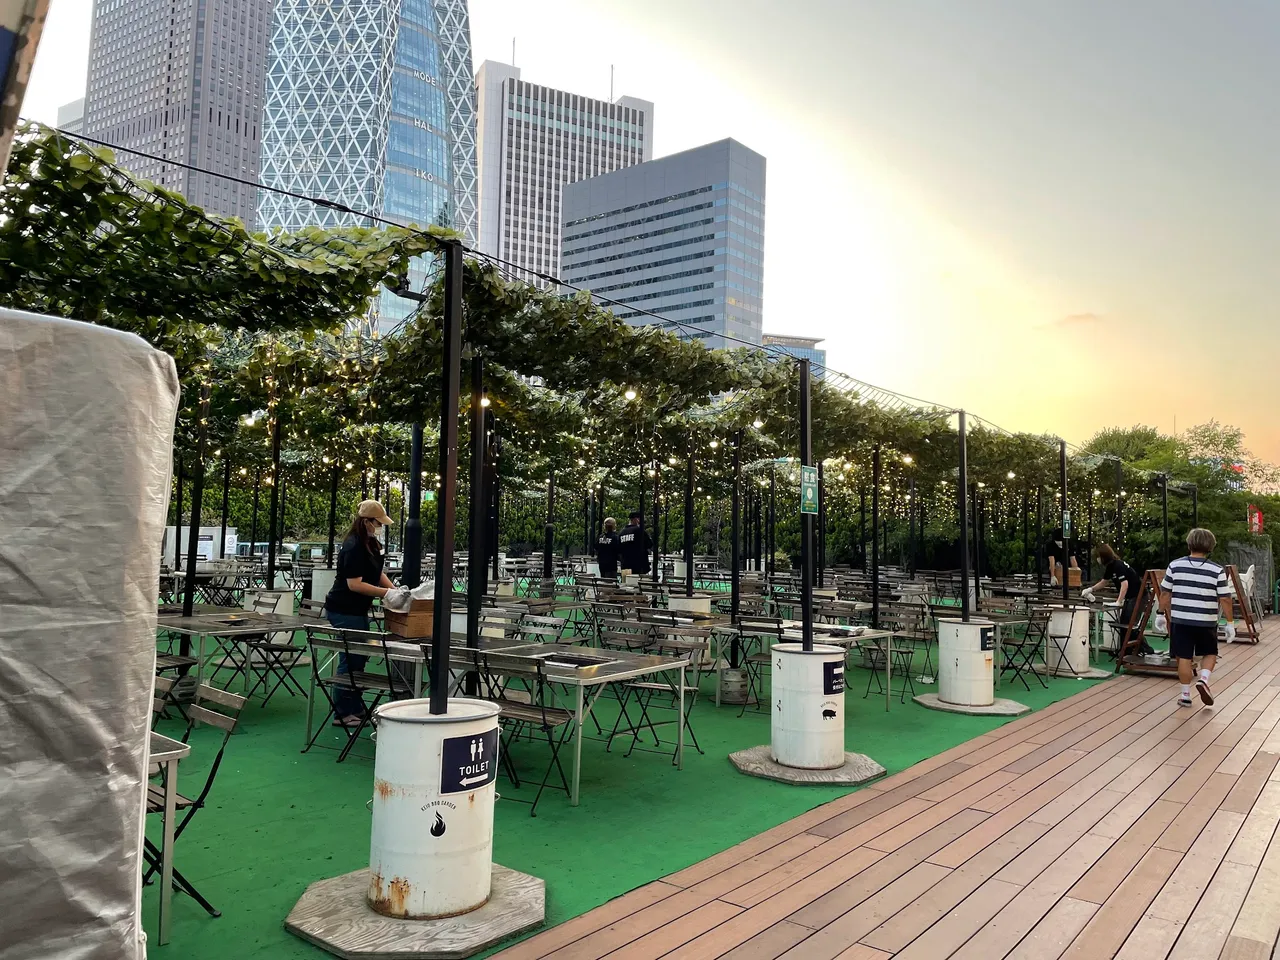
1007,470,1016,479
480,396,491,407
752,419,763,429
624,387,637,401
709,440,719,449
668,456,678,466
902,455,913,464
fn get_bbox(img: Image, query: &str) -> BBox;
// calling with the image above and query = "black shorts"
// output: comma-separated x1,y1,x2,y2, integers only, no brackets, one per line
1169,622,1219,660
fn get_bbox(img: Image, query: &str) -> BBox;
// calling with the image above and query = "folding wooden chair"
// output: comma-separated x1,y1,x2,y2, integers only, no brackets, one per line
518,614,569,645
142,684,246,917
303,628,396,762
736,617,784,716
1001,616,1048,691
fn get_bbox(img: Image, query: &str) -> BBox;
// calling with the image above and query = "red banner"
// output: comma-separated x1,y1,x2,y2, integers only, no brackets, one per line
1248,504,1264,534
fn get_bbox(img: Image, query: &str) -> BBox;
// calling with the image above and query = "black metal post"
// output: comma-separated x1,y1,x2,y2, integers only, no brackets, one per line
731,430,742,622
488,412,500,582
277,471,287,565
908,476,917,576
1086,490,1094,582
403,429,424,586
1115,460,1124,556
958,411,971,621
753,486,763,574
1022,488,1029,575
871,445,881,628
652,464,661,581
1191,486,1199,529
663,493,670,560
265,412,283,589
374,469,381,506
684,439,695,597
326,465,339,567
466,353,487,694
768,464,776,578
219,457,230,559
249,471,260,562
1060,439,1070,601
859,484,867,570
361,470,368,500
429,241,464,715
543,466,555,580
1035,486,1044,592
799,360,815,651
174,456,184,569
181,385,211,620
977,495,986,580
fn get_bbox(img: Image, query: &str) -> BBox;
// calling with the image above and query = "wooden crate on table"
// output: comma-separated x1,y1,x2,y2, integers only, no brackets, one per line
383,599,434,638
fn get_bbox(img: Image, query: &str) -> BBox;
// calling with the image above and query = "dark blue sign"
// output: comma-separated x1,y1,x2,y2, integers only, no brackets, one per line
439,727,499,795
823,660,845,695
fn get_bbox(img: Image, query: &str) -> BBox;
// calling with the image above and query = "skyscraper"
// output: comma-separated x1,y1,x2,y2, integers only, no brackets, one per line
762,333,826,372
258,0,477,331
561,139,765,349
474,61,652,285
82,0,272,227
57,99,84,136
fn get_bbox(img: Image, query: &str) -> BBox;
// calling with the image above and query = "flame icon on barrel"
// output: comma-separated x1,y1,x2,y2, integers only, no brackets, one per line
429,812,446,837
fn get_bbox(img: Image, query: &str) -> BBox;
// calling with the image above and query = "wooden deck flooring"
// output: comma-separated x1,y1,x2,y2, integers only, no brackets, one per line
494,620,1280,960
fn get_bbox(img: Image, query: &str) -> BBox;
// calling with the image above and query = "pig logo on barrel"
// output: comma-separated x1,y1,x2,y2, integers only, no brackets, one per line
430,812,446,837
821,701,838,720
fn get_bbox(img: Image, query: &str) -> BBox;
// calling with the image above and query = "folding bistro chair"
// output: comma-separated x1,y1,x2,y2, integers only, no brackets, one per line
518,614,569,645
477,651,574,817
142,684,246,917
302,628,397,762
611,626,708,759
1001,614,1048,691
861,633,916,702
737,617,784,716
239,597,309,706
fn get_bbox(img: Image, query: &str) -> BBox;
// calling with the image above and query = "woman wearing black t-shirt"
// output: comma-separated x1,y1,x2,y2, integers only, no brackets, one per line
324,500,396,726
1088,543,1151,654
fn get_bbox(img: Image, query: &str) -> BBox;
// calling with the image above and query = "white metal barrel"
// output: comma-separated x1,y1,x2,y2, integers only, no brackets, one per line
368,698,500,919
937,618,995,706
1047,607,1090,675
669,594,712,616
771,642,846,769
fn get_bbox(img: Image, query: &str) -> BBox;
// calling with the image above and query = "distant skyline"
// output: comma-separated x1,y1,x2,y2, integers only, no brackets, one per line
21,0,1280,461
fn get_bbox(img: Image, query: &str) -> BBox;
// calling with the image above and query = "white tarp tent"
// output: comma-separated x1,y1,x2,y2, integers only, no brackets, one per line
0,308,178,959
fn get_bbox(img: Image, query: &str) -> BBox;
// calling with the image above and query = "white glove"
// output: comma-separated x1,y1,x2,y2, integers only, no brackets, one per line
1154,613,1168,634
1081,588,1095,603
1050,576,1059,588
382,586,412,613
1222,621,1237,641
410,580,435,601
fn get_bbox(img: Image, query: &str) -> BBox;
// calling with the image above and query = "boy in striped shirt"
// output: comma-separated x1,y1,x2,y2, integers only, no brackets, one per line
1158,527,1235,707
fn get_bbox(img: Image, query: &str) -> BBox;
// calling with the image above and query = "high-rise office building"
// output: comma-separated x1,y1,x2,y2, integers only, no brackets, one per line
475,60,652,285
82,0,272,227
57,99,84,136
561,138,765,349
258,0,477,332
762,333,826,371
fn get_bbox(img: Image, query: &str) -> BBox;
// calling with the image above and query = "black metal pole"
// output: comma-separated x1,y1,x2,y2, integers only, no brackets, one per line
908,475,917,576
799,360,814,651
684,439,695,597
1035,486,1044,592
977,495,986,581
1191,486,1199,529
1087,490,1094,583
374,468,381,506
466,353,487,693
429,240,464,715
859,484,867,570
753,486,763,573
404,429,424,586
277,471,287,566
1162,475,1170,566
489,412,500,582
731,430,742,622
182,385,211,620
768,464,776,578
817,461,826,588
871,445,881,628
361,469,368,500
1060,439,1070,601
249,471,260,562
265,412,283,589
543,466,555,581
219,457,230,559
663,493,670,561
1022,488,1029,575
958,411,970,622
1115,460,1124,556
174,456,184,569
652,464,661,581
326,465,339,567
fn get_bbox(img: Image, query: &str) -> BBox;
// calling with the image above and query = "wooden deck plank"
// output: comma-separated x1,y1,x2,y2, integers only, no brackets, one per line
494,621,1280,960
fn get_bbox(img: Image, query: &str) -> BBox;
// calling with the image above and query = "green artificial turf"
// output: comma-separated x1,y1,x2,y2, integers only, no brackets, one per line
142,651,1110,957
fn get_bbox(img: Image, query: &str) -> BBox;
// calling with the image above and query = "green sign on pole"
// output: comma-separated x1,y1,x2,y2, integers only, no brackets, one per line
1062,509,1071,539
424,490,437,502
800,465,819,515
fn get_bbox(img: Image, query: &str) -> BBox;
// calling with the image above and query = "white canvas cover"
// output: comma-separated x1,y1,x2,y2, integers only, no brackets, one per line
0,309,179,959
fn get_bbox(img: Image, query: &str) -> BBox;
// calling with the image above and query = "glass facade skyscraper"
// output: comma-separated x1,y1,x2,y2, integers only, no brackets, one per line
258,0,477,332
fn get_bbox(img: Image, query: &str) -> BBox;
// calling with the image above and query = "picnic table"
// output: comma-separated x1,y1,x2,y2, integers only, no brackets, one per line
304,629,685,805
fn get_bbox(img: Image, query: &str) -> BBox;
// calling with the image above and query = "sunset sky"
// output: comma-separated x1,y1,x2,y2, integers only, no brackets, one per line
23,0,1279,459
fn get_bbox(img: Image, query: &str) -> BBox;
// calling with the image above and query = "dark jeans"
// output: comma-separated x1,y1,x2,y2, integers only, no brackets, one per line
325,610,369,718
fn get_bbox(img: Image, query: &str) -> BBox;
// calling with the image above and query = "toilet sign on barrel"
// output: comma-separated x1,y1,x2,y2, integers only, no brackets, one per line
440,727,499,794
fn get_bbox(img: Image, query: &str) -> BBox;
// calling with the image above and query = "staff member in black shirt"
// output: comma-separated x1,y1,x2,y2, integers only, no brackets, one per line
1088,543,1152,655
1044,528,1078,586
618,510,651,577
596,517,621,579
324,500,396,726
